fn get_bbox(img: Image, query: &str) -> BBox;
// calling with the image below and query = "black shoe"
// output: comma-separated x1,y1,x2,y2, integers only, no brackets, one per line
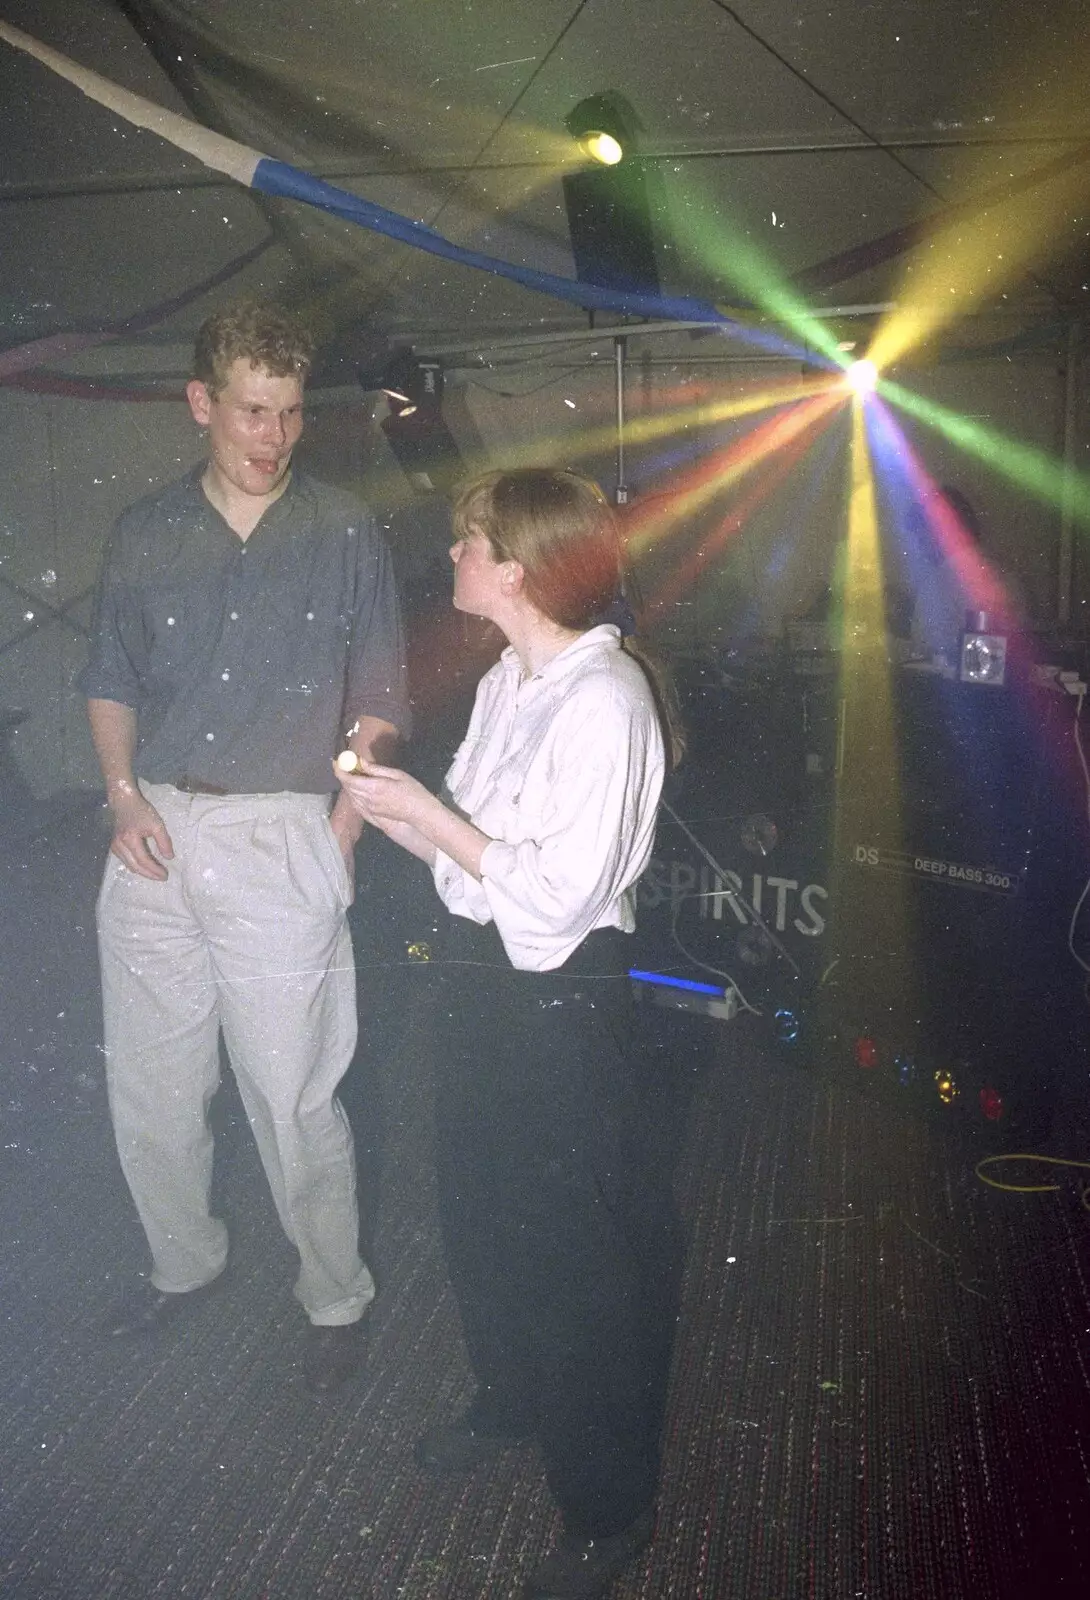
522,1509,654,1599
414,1413,529,1473
303,1319,368,1394
102,1273,227,1338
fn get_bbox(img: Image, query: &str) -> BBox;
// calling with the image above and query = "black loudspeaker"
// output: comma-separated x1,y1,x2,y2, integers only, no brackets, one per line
832,673,1089,1134
633,654,1089,1138
632,661,835,1007
561,162,661,294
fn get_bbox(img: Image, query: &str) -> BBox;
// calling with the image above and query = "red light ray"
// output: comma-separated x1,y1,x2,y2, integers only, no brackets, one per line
877,413,1017,625
625,387,846,558
641,417,826,621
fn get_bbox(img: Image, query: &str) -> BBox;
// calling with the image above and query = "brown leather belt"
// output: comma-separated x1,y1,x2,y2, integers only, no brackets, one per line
173,776,231,796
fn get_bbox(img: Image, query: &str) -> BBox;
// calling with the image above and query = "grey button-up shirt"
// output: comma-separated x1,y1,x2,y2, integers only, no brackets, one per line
79,468,410,794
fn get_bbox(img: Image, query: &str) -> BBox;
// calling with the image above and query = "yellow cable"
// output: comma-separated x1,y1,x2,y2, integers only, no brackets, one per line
975,1152,1090,1208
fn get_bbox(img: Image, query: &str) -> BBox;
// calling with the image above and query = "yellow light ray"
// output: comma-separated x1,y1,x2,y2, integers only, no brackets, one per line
869,21,1090,371
868,148,1090,372
626,387,846,556
490,372,836,480
830,399,912,1014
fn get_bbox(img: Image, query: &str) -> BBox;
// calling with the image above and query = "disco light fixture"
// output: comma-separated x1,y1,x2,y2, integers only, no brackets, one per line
846,359,879,394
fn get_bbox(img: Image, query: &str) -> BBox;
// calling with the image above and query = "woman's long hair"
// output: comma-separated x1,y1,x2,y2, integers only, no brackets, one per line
452,468,685,768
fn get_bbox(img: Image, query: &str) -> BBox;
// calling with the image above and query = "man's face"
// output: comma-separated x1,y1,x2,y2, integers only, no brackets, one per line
187,358,304,503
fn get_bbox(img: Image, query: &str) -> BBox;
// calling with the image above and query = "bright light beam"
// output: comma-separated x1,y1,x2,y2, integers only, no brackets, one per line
865,397,1017,628
641,405,843,620
625,388,847,556
867,19,1090,373
660,170,849,365
830,397,912,1019
490,373,836,480
881,377,1090,525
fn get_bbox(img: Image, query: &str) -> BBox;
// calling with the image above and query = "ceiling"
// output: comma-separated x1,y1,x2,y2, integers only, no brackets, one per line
1,0,1089,388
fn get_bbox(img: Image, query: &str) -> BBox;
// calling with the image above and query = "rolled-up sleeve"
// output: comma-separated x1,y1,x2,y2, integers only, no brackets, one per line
77,523,147,707
345,520,412,739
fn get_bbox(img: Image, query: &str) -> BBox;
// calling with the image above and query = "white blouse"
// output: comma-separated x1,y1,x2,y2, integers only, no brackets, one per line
432,625,666,971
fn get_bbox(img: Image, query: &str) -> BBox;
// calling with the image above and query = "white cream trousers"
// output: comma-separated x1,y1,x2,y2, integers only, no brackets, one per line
96,782,373,1325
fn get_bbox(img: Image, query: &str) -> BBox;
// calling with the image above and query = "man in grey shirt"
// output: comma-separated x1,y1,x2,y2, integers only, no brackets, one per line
79,300,409,1391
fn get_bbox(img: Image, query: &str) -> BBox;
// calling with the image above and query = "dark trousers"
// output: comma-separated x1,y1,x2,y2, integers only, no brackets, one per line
435,916,682,1538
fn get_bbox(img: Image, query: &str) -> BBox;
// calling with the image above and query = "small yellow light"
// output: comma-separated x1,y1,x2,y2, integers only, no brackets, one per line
407,942,432,963
580,130,623,165
934,1068,959,1105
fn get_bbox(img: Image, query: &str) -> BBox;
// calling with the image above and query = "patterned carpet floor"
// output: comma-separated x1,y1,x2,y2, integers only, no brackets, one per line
2,815,1090,1599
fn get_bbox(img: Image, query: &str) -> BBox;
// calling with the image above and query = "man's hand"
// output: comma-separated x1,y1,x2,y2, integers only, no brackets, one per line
108,787,174,880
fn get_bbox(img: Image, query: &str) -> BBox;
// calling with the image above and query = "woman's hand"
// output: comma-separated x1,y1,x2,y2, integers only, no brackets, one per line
334,759,491,880
334,760,443,867
337,762,434,827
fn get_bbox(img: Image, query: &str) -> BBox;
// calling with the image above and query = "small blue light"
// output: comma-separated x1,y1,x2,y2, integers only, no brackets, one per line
773,1007,801,1044
628,969,725,997
894,1053,917,1087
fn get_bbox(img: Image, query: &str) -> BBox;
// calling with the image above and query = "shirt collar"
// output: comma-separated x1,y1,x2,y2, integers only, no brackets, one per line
500,624,621,686
188,464,305,536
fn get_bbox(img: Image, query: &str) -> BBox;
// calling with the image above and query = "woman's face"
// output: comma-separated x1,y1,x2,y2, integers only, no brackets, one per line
450,527,510,620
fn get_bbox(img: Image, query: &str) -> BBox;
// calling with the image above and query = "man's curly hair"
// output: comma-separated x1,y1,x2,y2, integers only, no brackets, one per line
193,299,315,397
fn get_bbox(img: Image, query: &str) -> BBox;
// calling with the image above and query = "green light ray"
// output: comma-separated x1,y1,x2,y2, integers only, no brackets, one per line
662,171,847,365
882,378,1090,524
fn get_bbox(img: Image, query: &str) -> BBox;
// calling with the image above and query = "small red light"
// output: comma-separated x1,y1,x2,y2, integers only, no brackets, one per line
854,1035,879,1069
979,1086,1004,1122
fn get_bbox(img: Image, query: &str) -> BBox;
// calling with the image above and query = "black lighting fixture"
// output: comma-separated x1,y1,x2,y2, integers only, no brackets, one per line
362,351,465,498
564,91,643,167
561,92,660,297
561,92,663,507
378,350,443,421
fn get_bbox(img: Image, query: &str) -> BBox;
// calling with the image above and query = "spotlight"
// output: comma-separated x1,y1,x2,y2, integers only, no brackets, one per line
377,351,440,419
740,813,778,857
583,131,623,166
845,359,879,394
367,351,466,497
959,611,1008,686
565,92,642,166
562,95,661,294
382,388,416,417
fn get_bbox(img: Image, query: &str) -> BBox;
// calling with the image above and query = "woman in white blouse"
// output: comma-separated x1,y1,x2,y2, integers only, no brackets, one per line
337,467,682,1600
